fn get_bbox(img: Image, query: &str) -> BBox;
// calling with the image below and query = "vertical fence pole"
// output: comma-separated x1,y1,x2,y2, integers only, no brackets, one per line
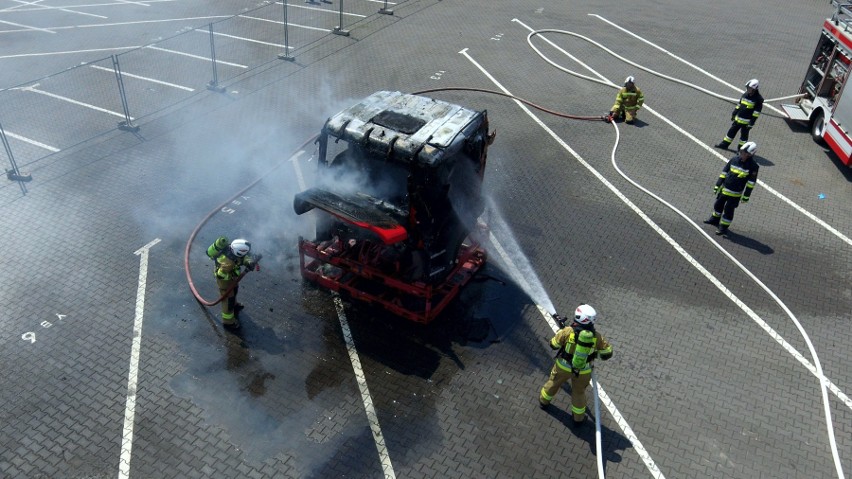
333,0,350,36
112,55,139,132
379,0,393,15
1,122,30,193
278,0,296,61
206,23,225,92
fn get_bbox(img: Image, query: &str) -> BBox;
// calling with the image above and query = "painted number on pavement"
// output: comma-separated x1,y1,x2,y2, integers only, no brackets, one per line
21,314,68,344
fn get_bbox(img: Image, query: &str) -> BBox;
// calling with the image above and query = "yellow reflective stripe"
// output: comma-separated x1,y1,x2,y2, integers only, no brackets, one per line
551,337,561,349
540,388,553,401
730,166,750,178
752,112,760,117
746,181,756,188
556,358,573,372
722,189,742,197
741,99,755,107
571,405,586,414
222,312,234,320
600,346,613,355
718,173,727,179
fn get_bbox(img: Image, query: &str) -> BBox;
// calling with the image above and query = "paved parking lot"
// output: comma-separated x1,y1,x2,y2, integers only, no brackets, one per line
1,0,850,478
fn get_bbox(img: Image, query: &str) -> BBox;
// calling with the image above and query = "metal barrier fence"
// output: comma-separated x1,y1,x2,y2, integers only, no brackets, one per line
0,0,424,194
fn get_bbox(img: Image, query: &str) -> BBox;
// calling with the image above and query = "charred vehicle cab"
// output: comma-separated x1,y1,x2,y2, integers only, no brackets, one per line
294,90,495,323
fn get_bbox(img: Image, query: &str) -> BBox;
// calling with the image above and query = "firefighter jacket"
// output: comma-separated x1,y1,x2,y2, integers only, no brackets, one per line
214,251,254,281
549,324,613,375
612,86,644,112
732,90,764,127
715,154,759,199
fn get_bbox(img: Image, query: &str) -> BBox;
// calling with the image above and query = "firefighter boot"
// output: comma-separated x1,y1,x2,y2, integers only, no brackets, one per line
223,318,241,332
703,216,720,226
715,225,729,237
715,140,731,150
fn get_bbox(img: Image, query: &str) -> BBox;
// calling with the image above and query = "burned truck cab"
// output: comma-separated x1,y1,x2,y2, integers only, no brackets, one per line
294,90,494,323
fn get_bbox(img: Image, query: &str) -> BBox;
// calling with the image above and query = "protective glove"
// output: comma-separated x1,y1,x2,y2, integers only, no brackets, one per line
552,313,567,328
741,196,749,204
713,185,722,195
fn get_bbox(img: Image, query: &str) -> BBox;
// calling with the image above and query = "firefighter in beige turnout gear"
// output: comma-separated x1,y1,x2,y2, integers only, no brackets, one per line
207,237,261,331
539,304,613,423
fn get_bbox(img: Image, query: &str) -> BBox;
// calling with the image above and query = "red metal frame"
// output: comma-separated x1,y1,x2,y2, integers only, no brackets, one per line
298,227,488,324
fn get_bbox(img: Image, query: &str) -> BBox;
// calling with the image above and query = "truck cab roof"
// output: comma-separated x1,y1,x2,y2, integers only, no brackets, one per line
323,90,484,167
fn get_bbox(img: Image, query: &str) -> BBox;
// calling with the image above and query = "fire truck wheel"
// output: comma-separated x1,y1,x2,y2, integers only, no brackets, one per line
810,111,826,144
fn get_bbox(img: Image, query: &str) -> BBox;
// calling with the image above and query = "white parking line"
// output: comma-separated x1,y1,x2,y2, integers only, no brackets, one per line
332,295,396,479
193,28,290,49
19,84,133,119
118,238,161,479
0,15,232,34
88,64,195,91
532,17,851,248
240,14,332,33
0,46,140,59
145,45,248,69
0,0,173,13
4,130,60,152
0,18,55,33
461,47,666,479
6,0,107,18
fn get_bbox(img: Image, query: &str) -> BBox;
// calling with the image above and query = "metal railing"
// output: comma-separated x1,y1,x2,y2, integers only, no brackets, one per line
0,0,429,194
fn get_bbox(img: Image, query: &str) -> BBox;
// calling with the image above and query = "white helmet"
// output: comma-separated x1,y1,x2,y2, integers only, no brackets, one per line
740,141,757,155
746,79,759,89
230,239,251,257
625,76,635,85
574,304,597,325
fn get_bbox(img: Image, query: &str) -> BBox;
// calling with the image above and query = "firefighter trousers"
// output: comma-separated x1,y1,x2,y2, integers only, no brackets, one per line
723,122,751,145
216,278,239,324
712,194,741,227
540,363,592,422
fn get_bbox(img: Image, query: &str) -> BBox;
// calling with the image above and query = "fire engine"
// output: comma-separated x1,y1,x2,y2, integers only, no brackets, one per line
782,0,852,166
293,91,494,323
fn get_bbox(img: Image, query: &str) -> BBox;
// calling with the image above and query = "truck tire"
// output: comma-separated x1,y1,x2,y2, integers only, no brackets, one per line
811,111,826,144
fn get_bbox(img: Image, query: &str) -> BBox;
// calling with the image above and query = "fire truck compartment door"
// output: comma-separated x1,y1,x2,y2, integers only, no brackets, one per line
831,85,852,134
294,188,409,245
781,104,810,122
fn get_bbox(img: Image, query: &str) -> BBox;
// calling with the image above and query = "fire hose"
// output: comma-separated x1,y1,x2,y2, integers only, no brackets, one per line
183,134,318,306
525,29,844,479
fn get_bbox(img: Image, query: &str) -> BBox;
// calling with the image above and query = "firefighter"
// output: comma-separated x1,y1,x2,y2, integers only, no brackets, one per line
210,238,261,331
610,76,644,124
716,79,763,150
539,304,613,424
703,141,759,237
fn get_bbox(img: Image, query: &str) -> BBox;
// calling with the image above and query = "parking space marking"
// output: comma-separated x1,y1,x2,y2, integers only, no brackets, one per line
145,45,247,68
333,295,396,479
193,28,290,50
4,130,60,152
0,15,231,34
118,238,161,479
486,227,666,478
0,18,55,33
8,0,109,19
18,83,133,119
536,16,852,248
0,46,139,59
240,14,332,33
0,0,173,13
88,64,195,91
294,4,367,18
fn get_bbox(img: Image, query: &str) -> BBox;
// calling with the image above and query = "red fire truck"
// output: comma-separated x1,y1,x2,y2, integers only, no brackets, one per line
782,0,852,166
